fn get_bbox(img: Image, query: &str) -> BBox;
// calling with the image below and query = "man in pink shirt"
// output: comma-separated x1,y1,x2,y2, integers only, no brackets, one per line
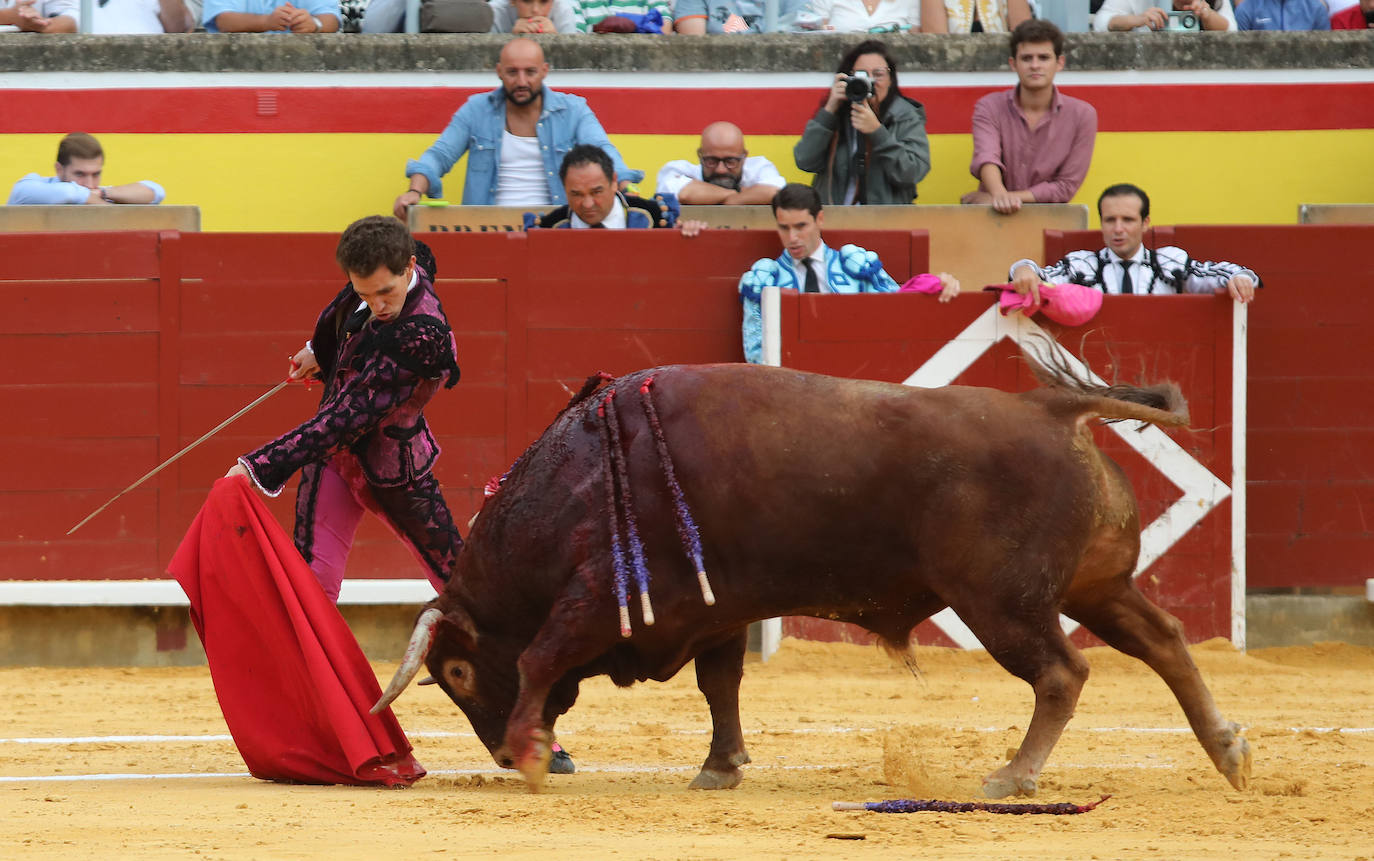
961,19,1097,214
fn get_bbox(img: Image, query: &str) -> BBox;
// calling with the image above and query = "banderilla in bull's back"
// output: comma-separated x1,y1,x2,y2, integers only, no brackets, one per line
375,357,1251,797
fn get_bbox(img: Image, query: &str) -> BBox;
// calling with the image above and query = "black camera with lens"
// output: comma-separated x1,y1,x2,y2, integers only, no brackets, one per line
842,71,874,103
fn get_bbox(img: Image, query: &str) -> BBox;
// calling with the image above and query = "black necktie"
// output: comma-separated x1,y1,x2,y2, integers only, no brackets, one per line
803,259,820,293
1118,260,1134,295
343,305,371,335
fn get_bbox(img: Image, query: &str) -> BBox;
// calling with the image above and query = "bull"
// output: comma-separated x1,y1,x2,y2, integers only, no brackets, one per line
375,359,1252,797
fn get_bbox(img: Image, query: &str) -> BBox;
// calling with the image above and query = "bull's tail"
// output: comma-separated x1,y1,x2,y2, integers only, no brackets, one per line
1026,347,1189,429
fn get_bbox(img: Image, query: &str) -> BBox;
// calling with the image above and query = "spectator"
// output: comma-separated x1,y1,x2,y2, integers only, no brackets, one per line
920,0,1030,33
395,38,644,217
489,0,583,31
674,0,803,32
0,0,77,31
961,19,1097,214
656,122,785,206
579,0,672,30
525,144,709,235
736,183,959,364
793,0,918,31
1235,0,1330,29
1007,183,1259,305
1093,0,1236,30
1331,0,1372,26
8,133,166,206
204,0,339,31
362,0,492,31
793,40,932,205
92,0,194,30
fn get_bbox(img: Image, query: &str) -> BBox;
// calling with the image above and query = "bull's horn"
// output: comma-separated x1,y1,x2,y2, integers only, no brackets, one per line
371,607,442,715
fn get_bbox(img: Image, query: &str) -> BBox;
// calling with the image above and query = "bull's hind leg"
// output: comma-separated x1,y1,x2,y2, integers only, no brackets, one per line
1064,580,1251,791
689,628,751,790
962,612,1091,799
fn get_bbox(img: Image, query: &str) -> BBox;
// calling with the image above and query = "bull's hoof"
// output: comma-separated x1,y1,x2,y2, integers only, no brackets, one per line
1215,723,1252,791
689,767,743,790
516,731,552,793
981,772,1037,799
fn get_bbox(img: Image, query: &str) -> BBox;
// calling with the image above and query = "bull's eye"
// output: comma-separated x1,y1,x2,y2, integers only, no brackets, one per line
442,658,476,697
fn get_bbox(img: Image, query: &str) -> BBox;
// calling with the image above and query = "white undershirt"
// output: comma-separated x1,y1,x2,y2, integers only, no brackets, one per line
494,131,550,207
571,198,627,229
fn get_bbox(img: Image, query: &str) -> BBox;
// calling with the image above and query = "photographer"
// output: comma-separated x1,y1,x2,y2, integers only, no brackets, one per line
793,40,932,206
1092,0,1235,31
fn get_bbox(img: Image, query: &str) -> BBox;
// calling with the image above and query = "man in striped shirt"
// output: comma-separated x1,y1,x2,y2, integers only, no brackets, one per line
1007,183,1259,305
579,0,672,30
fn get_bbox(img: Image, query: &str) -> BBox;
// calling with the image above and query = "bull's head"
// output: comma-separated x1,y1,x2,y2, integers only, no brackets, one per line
373,601,524,766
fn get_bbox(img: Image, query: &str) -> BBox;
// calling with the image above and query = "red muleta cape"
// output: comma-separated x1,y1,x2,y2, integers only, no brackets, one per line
168,476,425,787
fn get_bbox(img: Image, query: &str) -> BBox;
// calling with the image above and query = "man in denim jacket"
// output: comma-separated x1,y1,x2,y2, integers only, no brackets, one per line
393,38,642,217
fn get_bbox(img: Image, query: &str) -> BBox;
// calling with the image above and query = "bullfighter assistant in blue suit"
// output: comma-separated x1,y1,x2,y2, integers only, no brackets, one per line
737,183,957,364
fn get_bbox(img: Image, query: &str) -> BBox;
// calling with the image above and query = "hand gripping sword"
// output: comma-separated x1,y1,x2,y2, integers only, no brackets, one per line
66,379,291,536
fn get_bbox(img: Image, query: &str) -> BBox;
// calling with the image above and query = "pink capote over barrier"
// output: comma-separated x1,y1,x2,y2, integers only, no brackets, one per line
168,476,426,787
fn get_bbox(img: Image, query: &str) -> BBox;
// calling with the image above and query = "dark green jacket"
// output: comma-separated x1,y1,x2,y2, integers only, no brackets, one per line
793,97,932,205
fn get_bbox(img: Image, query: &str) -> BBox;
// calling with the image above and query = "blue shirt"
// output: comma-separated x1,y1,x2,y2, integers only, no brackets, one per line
203,0,340,32
671,0,804,32
405,87,644,206
8,174,166,205
1235,0,1330,30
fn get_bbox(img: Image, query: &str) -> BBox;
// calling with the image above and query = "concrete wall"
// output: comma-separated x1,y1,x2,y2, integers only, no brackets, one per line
4,32,1372,74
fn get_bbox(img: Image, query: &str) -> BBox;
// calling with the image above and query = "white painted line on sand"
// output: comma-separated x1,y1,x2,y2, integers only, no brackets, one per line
0,760,1189,785
5,725,1369,747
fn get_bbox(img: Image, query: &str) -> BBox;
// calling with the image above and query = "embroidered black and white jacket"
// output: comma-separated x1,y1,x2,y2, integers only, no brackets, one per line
1010,246,1261,295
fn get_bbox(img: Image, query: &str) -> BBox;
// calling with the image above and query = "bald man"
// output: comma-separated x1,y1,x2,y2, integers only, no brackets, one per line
395,37,642,217
654,121,785,205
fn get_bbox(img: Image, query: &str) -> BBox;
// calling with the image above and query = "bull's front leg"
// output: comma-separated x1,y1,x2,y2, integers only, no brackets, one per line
689,628,751,790
501,593,609,792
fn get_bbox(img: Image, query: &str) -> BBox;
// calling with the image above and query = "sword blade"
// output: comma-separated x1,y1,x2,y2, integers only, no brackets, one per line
66,379,292,536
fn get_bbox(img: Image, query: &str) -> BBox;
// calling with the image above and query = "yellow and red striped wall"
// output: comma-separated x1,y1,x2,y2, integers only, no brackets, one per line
3,70,1371,231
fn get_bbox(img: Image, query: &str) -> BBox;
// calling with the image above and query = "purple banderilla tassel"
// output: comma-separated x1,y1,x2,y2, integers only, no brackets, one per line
639,376,714,606
602,391,655,627
596,398,632,637
831,795,1111,815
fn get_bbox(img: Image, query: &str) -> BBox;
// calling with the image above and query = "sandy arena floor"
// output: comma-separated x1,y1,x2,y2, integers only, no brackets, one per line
4,637,1374,860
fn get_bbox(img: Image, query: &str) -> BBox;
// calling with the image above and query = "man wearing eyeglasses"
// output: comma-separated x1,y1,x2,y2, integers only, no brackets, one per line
655,121,785,205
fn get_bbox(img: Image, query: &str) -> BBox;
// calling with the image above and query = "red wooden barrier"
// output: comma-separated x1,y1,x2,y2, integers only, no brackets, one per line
8,224,1366,613
774,288,1236,645
1,228,927,586
1044,224,1374,593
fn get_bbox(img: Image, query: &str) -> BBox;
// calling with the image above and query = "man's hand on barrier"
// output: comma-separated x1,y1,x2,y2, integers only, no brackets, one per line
989,190,1022,214
679,220,708,239
1011,263,1042,306
936,273,961,303
1224,274,1255,304
266,3,297,29
288,6,316,31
